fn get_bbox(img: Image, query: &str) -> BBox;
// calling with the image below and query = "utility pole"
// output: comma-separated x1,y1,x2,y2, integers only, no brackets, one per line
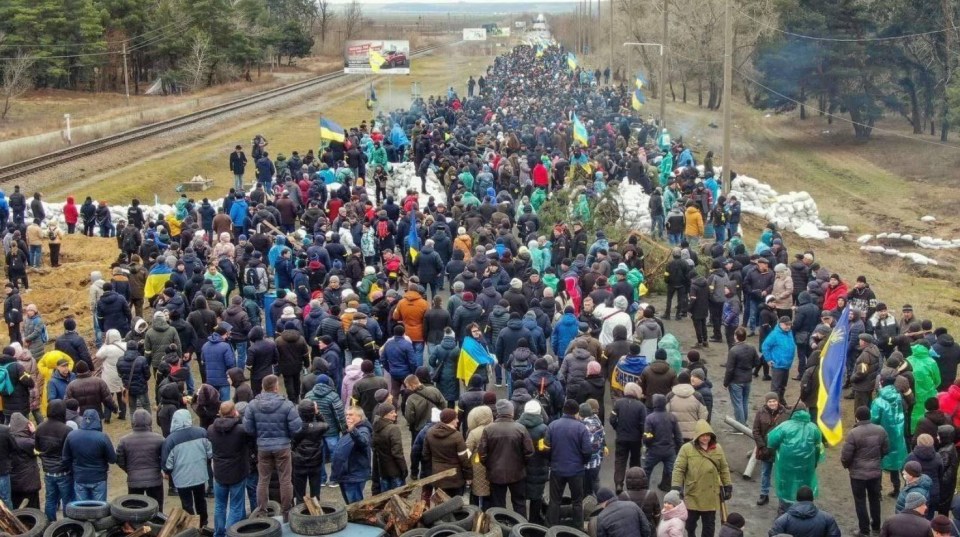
660,0,668,128
122,42,130,106
721,0,733,193
608,0,614,81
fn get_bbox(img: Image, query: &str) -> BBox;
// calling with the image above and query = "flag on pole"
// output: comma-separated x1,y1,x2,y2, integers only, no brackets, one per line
407,212,420,263
144,263,172,300
369,49,387,72
535,45,544,59
319,118,345,143
631,89,646,111
567,52,577,71
635,72,647,90
817,304,852,446
456,336,496,383
572,113,589,146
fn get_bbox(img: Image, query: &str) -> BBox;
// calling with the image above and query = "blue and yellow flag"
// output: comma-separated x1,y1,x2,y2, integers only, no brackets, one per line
319,118,345,143
635,72,647,90
369,49,387,72
407,212,420,263
567,52,577,71
535,45,544,58
572,113,589,146
817,304,852,446
144,263,172,300
631,90,646,111
456,336,496,383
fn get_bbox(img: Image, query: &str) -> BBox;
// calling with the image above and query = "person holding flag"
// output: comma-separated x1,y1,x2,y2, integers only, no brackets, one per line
572,113,589,147
816,304,852,447
455,327,495,388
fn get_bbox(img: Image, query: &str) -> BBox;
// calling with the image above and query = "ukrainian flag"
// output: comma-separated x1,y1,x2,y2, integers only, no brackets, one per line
144,263,172,300
319,118,345,143
407,212,420,263
817,304,852,446
535,45,544,59
369,49,387,72
635,72,647,90
567,52,577,71
631,90,646,111
456,336,496,383
572,113,589,146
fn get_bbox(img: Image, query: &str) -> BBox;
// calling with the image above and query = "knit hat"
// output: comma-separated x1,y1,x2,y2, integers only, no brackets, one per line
495,399,514,418
859,333,876,344
663,490,682,507
483,391,497,405
56,358,70,367
376,403,396,418
904,460,923,477
463,291,475,302
510,278,522,289
595,487,616,504
74,361,89,374
797,486,814,502
439,408,457,424
931,515,952,534
613,296,628,310
281,306,295,319
361,360,374,373
374,389,389,403
587,361,602,376
774,263,788,273
926,397,941,412
904,491,926,510
655,349,667,361
764,392,779,403
624,382,643,399
726,513,745,529
578,403,594,418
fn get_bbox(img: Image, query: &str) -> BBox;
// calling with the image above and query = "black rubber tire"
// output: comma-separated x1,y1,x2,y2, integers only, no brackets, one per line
110,495,159,524
485,508,526,537
442,505,481,531
249,501,282,519
42,519,95,537
92,516,119,532
399,529,429,537
545,528,589,537
509,524,549,537
288,503,348,535
423,525,465,537
64,502,111,521
421,497,464,527
227,518,282,537
12,508,48,537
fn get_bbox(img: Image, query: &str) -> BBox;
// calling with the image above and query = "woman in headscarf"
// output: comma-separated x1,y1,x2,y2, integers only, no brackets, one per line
96,329,127,422
10,342,42,423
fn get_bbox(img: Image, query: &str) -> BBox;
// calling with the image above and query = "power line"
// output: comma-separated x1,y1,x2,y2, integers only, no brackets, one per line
735,7,958,43
0,20,189,49
0,18,194,61
738,69,960,150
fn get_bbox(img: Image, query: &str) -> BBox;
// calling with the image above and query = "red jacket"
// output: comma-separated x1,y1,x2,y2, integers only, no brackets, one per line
63,197,79,225
822,281,848,311
532,163,549,188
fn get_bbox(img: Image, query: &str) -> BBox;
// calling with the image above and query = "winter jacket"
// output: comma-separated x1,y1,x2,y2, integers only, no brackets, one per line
373,417,407,479
518,410,549,489
559,347,594,398
840,419,889,480
596,499,652,537
62,409,117,484
243,391,303,452
424,423,472,489
144,315,181,368
97,291,132,335
666,384,708,440
879,509,934,537
306,381,347,437
404,384,447,435
65,370,117,417
769,502,841,537
639,361,677,408
761,325,796,370
524,370,565,420
643,394,683,458
495,318,532,364
906,443,944,507
657,502,687,537
207,415,251,486
247,334,279,385
545,414,592,477
479,415,534,484
393,291,429,341
117,410,165,488
291,402,328,475
35,400,72,475
671,421,731,512
161,409,213,488
723,342,758,387
275,329,309,377
610,394,647,443
330,419,373,484
934,334,960,389
201,333,235,388
850,343,882,393
117,349,151,397
429,336,460,403
55,331,92,371
753,403,787,461
619,466,661,527
9,414,39,495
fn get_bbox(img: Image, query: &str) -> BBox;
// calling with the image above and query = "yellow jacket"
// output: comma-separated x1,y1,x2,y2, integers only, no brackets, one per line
37,350,73,414
684,206,704,237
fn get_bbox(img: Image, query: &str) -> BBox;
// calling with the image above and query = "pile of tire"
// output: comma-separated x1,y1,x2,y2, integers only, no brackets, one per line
40,496,160,537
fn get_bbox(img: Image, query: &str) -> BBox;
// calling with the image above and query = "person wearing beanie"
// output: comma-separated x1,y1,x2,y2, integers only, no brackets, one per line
931,514,953,537
771,262,794,319
610,380,647,494
895,459,933,514
0,345,35,422
64,356,119,420
666,370,708,444
380,324,418,402
289,399,329,502
871,371,910,499
753,392,786,506
54,316,93,371
884,489,933,535
391,280,429,364
639,348,677,409
594,484,652,537
841,405,889,536
403,374,447,437
659,488,687,536
477,399,535,516
769,485,840,537
423,407,472,497
663,245,690,320
544,398,593,528
523,356,565,421
516,399,549,524
905,433,944,512
371,402,407,493
718,512,745,537
593,294,633,348
351,359,388,422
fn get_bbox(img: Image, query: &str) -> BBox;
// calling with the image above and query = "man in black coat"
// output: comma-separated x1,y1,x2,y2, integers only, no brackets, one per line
610,380,647,494
229,146,248,191
208,401,252,534
8,186,25,227
54,319,93,371
35,399,73,520
841,406,889,537
663,248,689,320
723,327,758,425
413,241,444,299
0,346,34,421
595,487,652,537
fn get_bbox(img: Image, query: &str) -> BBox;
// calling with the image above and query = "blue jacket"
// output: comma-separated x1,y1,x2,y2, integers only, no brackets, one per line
330,420,373,484
642,394,684,458
201,334,235,388
522,314,546,355
47,370,75,403
552,313,579,357
161,409,212,488
545,414,593,477
769,501,840,537
228,199,248,227
243,391,303,452
382,336,417,380
306,381,347,438
761,325,796,370
62,409,117,484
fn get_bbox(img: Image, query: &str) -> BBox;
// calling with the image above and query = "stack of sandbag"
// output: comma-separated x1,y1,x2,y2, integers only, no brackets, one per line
728,175,845,239
619,183,653,232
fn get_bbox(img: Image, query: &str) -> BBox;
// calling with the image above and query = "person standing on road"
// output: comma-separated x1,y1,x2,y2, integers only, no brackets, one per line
611,382,647,495
331,405,374,503
162,409,213,528
671,420,731,537
62,409,116,501
545,399,593,529
243,375,302,516
116,409,165,510
752,392,786,507
761,316,796,404
229,146,248,191
479,399,534,517
723,327,757,425
768,486,841,537
208,402,251,537
35,400,74,520
766,403,824,513
841,405,889,537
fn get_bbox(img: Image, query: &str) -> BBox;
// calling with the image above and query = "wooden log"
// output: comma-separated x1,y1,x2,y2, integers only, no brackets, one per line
260,220,304,250
303,497,321,516
0,501,28,535
126,526,153,537
156,508,184,537
183,515,200,530
346,468,457,513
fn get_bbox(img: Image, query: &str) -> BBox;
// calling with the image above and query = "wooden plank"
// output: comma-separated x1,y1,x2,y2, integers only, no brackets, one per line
259,220,304,250
183,515,200,530
156,507,184,537
126,526,153,537
0,501,28,534
430,488,451,506
346,468,457,513
303,497,321,516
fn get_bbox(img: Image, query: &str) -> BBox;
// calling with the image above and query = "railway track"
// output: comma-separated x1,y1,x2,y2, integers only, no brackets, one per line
0,42,449,184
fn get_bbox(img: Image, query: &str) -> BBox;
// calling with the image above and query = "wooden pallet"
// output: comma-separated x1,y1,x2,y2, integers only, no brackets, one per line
347,468,456,536
0,501,28,534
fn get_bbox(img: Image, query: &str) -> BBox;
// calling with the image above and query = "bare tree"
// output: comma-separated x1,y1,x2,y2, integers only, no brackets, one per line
343,0,363,41
1,49,35,120
317,0,335,44
184,33,212,91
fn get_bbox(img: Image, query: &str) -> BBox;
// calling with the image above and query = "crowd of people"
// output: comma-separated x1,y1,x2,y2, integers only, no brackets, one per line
0,42,955,537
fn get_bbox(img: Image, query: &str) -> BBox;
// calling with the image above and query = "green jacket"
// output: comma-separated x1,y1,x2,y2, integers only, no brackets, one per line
663,188,679,213
369,146,389,170
907,344,941,431
767,410,823,503
659,153,673,187
672,420,731,512
871,384,907,471
658,334,683,373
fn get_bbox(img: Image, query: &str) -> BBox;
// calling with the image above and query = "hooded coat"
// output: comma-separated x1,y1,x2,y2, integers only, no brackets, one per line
292,401,329,476
671,421,731,511
463,405,493,496
769,501,841,537
144,314,181,368
306,380,347,438
96,329,126,393
619,467,661,527
872,384,908,471
908,344,941,431
767,409,824,502
666,384,708,440
117,410,165,488
373,415,407,479
35,400,72,476
934,334,960,389
161,409,213,488
62,409,117,484
9,413,40,495
428,335,460,402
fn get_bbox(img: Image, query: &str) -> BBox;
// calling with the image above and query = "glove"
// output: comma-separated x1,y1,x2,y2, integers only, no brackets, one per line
721,485,733,501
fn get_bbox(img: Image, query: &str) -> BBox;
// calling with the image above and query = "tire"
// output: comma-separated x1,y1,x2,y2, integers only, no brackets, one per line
227,518,282,537
581,496,597,519
484,508,525,537
110,495,159,524
288,503,347,535
509,524,549,537
42,520,95,537
12,508,48,537
420,497,464,527
480,521,501,537
92,516,119,532
442,505,481,531
64,502,111,521
249,501,282,519
545,528,589,537
423,525,465,537
399,530,429,537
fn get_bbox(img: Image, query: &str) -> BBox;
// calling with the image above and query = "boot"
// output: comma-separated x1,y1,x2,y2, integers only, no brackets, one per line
757,495,769,506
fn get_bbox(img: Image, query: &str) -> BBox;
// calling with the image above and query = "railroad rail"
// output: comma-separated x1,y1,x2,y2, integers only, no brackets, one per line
0,42,450,184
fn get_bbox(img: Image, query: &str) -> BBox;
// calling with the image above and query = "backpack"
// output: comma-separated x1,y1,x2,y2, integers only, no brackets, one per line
534,377,553,417
510,353,533,383
122,228,138,252
0,363,16,396
376,220,390,240
707,273,730,304
245,266,262,291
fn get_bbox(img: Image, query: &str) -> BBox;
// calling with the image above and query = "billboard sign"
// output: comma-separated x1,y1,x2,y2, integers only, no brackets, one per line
515,21,527,28
490,27,511,37
462,28,487,41
344,40,410,75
